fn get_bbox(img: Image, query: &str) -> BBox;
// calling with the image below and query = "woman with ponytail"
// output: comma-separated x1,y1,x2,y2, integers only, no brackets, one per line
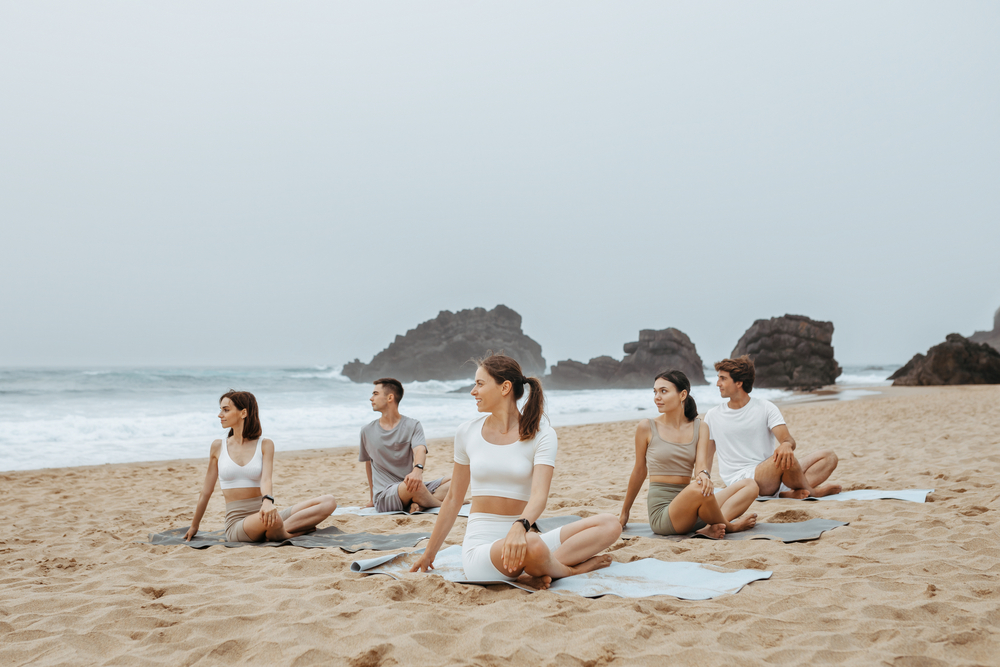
183,390,338,543
411,353,621,587
619,370,758,538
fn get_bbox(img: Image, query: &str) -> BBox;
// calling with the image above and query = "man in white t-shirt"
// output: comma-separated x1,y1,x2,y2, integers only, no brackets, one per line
704,356,841,499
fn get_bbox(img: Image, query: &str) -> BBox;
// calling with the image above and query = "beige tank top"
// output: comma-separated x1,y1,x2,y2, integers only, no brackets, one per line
645,417,699,477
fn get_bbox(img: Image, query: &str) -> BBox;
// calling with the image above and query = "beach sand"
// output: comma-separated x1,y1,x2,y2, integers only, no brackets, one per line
1,385,998,666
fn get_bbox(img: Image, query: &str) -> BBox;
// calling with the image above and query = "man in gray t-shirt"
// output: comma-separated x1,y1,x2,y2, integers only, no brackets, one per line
360,378,451,513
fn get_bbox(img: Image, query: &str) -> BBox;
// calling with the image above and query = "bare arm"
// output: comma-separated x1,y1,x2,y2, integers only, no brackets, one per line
410,462,470,572
693,422,714,496
498,464,555,574
184,440,221,541
619,422,651,527
364,461,374,508
403,445,428,493
770,424,796,470
258,439,279,528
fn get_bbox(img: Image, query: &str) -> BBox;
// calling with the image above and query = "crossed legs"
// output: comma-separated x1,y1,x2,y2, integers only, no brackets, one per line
666,479,759,539
398,476,452,512
755,449,841,498
242,494,338,541
488,514,622,589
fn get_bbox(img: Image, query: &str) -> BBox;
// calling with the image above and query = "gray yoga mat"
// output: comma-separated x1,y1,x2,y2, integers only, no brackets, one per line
350,545,770,600
332,503,471,517
621,518,848,543
146,526,430,552
755,488,933,503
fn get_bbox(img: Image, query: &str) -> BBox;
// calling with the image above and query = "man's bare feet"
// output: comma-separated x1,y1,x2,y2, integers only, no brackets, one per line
567,554,614,576
727,514,757,533
695,523,726,539
811,483,842,497
520,574,553,590
779,489,810,499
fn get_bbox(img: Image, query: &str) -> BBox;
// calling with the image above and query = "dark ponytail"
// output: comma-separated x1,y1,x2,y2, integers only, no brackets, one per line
654,370,698,422
477,352,545,441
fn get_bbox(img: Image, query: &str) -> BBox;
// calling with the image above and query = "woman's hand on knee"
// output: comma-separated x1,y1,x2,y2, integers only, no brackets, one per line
694,472,714,497
501,524,529,574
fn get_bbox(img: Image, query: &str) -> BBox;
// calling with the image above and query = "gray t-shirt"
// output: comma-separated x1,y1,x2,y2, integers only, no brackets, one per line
359,415,428,492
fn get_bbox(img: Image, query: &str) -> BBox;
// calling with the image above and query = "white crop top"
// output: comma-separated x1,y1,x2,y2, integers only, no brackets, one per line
218,436,264,489
453,415,557,502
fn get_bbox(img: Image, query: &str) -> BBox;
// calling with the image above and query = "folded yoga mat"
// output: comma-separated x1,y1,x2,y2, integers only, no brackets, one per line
146,526,430,552
621,518,848,543
332,503,472,517
350,545,770,600
755,489,933,503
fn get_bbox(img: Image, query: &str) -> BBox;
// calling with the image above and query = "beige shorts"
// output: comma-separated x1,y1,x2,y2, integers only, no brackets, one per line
224,496,293,542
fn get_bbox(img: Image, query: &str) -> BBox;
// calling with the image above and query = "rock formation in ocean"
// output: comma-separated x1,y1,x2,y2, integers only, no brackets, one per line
968,305,1000,353
888,334,1000,386
341,305,546,383
730,314,841,390
548,328,706,389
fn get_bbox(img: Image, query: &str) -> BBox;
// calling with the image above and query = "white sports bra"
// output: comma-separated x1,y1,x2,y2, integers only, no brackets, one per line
218,436,264,489
453,415,557,502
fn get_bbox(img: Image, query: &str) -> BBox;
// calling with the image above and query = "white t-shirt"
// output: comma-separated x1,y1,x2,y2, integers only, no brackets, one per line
704,397,786,486
454,414,557,502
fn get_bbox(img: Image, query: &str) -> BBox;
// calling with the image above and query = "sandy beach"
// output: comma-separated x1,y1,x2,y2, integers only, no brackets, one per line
1,385,998,666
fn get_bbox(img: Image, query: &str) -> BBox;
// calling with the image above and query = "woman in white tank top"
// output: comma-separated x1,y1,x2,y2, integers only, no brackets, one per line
410,354,622,588
183,390,338,543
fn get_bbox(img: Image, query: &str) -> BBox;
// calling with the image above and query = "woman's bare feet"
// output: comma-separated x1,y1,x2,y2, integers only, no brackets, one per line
567,554,614,576
695,523,726,539
520,574,553,590
726,513,757,533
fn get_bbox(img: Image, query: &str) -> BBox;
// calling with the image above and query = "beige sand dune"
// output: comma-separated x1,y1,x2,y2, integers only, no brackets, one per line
1,386,998,666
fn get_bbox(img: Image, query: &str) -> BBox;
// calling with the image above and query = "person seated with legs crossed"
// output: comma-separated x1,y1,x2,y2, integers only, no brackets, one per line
361,378,451,514
705,356,841,499
619,370,758,539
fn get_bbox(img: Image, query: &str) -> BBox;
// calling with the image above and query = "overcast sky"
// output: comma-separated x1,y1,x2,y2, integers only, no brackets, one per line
1,2,997,371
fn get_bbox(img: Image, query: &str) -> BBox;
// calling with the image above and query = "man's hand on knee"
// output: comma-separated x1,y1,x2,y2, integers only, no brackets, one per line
772,443,795,471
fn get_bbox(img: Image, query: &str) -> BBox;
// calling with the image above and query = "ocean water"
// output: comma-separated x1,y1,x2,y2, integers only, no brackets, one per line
0,365,896,472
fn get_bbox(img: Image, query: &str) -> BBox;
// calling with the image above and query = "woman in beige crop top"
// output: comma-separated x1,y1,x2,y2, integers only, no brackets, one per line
619,370,759,538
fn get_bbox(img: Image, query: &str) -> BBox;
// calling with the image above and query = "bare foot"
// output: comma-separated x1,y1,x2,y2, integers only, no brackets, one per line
520,574,553,590
568,554,613,576
779,489,810,499
409,503,420,514
727,514,757,533
695,523,725,539
811,483,842,497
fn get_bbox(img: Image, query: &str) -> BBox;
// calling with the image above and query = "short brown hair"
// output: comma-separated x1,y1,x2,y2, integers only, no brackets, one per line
714,356,755,393
374,378,404,404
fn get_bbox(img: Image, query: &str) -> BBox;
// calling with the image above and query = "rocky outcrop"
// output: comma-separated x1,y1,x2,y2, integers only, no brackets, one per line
342,305,545,383
548,328,706,389
968,305,1000,353
731,314,841,390
889,334,1000,386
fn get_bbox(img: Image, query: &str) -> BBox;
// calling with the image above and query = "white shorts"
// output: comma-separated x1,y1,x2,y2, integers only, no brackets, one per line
724,464,791,497
462,513,564,581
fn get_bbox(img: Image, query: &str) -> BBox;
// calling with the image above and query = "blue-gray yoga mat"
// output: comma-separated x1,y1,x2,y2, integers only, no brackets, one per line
755,488,933,503
332,503,471,517
621,518,848,543
350,545,770,600
146,526,430,552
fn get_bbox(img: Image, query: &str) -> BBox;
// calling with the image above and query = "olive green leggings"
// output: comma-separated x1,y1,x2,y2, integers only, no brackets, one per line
648,482,707,535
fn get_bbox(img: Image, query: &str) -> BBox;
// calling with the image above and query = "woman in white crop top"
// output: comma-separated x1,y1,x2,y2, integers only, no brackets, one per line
410,354,622,587
619,370,758,538
183,390,338,543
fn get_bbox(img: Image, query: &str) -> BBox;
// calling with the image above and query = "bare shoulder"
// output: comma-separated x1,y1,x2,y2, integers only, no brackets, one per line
210,438,223,458
260,438,275,453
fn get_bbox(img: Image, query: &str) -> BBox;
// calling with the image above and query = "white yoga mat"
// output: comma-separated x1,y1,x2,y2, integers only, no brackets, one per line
755,488,933,503
333,503,472,517
351,545,771,600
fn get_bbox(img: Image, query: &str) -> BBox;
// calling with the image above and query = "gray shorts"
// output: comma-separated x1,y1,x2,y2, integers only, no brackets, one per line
373,477,445,513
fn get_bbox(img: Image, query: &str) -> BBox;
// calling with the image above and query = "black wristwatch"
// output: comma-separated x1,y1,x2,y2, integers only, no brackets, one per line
413,464,424,470
263,495,275,504
514,518,531,532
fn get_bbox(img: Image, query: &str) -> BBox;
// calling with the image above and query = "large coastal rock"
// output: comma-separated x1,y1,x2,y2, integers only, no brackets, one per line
968,305,1000,353
731,314,841,390
889,334,1000,386
341,305,545,383
548,328,706,389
